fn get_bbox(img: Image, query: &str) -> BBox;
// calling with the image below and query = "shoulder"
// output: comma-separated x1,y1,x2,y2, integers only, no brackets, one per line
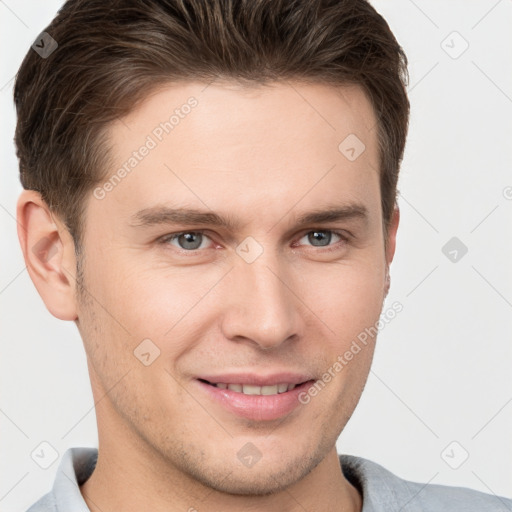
25,447,97,512
339,454,512,512
25,492,57,512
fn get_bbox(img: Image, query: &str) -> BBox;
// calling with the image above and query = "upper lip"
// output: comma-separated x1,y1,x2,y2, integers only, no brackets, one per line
197,372,315,386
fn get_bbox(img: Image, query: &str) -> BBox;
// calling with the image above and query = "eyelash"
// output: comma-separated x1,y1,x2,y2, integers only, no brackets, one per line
158,229,349,255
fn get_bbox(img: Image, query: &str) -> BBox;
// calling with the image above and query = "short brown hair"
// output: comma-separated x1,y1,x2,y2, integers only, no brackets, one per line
14,0,409,250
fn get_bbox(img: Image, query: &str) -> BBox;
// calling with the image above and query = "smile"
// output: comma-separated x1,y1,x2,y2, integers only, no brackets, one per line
195,376,315,421
200,380,298,395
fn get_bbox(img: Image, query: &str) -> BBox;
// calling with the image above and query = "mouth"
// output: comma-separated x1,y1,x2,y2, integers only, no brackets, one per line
195,375,315,421
198,379,301,396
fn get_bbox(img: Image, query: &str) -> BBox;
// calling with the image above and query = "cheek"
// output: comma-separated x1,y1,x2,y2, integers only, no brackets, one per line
298,259,384,396
81,257,229,382
120,268,226,348
304,260,385,332
87,251,211,332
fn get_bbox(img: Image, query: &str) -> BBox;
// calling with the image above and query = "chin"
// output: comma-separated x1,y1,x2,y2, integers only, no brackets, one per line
196,465,305,496
180,447,327,497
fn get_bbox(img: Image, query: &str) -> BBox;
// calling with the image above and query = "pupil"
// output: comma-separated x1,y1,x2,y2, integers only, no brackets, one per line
309,231,330,247
180,232,202,250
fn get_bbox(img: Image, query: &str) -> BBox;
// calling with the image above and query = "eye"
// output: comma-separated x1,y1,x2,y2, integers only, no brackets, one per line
296,229,347,250
158,228,348,254
160,231,213,251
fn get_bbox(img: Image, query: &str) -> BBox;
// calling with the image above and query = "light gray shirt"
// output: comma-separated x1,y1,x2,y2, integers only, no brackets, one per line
27,447,512,511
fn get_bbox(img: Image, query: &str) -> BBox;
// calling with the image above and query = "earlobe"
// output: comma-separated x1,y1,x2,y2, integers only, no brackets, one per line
386,206,400,266
384,206,400,297
16,190,78,321
384,266,391,297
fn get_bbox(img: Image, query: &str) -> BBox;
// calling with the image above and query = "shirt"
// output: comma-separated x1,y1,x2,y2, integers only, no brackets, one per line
26,447,512,511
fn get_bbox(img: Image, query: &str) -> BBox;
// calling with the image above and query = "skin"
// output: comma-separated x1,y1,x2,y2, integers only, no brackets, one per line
17,80,399,512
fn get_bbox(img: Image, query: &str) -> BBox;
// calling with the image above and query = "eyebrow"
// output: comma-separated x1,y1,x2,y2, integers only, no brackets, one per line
129,203,368,231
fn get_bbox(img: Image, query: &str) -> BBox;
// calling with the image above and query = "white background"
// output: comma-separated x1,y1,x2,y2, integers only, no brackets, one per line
1,1,511,510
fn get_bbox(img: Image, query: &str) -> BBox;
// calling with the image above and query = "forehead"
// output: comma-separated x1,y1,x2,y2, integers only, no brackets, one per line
92,80,381,231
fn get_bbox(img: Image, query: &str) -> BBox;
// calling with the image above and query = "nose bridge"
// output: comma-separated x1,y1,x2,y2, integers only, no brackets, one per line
220,246,302,349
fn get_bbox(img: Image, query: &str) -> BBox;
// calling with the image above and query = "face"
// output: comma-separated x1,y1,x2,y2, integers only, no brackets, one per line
75,80,396,494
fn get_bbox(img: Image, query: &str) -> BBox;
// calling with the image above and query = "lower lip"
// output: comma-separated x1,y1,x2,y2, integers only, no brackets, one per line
195,380,314,421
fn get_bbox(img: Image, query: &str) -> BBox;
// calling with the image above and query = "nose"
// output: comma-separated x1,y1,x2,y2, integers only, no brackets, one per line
220,254,304,350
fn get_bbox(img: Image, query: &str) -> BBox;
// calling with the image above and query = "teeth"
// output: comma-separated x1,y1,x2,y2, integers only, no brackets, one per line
214,382,298,395
261,385,278,395
243,384,261,395
278,383,288,393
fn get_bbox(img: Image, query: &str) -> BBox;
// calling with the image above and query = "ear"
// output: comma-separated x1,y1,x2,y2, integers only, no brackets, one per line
384,205,400,296
16,190,78,320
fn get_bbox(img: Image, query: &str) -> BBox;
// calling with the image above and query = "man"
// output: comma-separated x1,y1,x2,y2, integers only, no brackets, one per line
13,0,511,511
